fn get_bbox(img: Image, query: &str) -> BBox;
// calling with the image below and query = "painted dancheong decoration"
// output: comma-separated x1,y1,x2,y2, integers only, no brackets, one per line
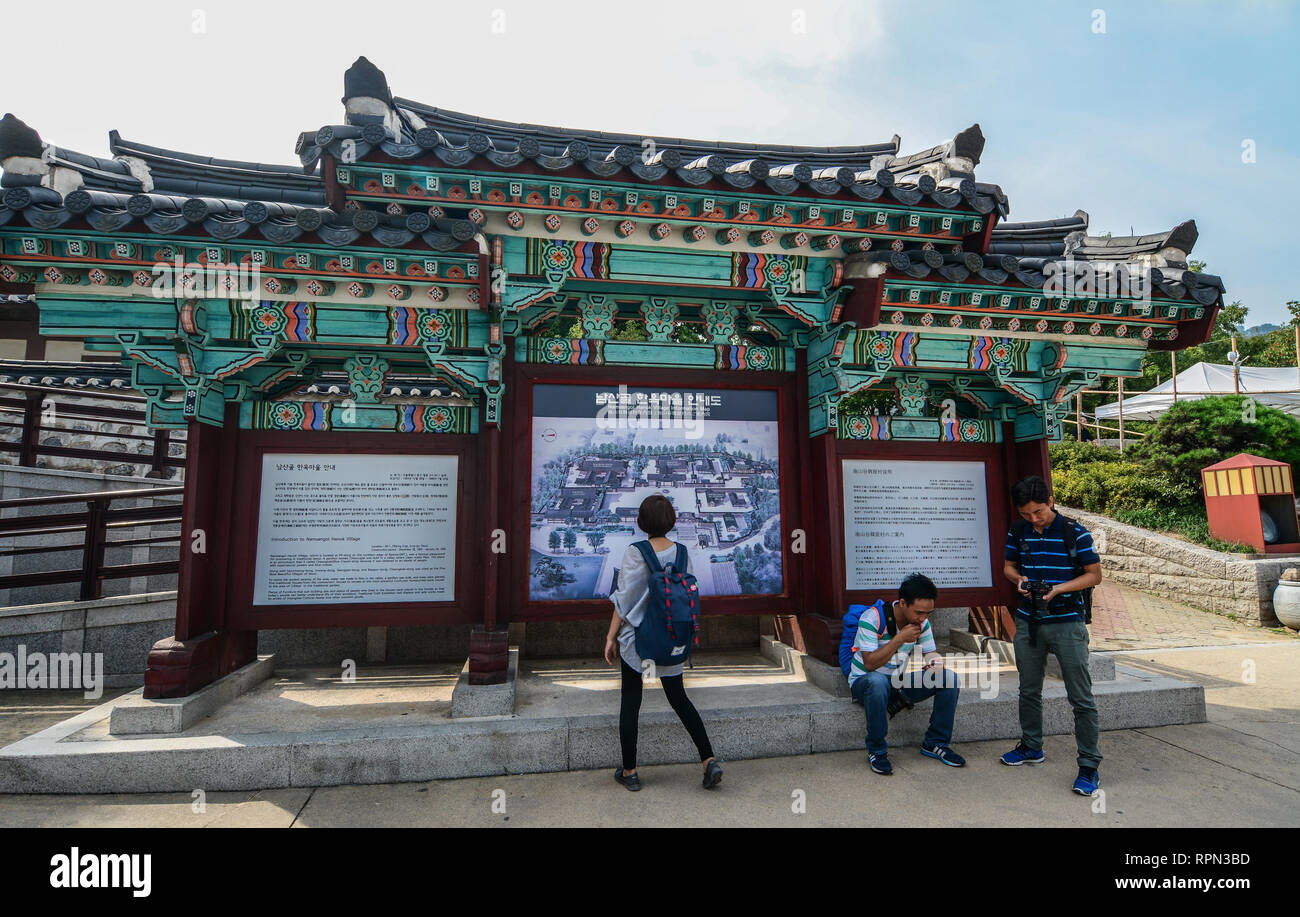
0,57,1222,444
0,57,1225,695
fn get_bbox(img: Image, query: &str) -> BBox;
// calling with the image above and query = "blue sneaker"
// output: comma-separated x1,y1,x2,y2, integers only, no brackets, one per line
1000,742,1045,766
921,744,966,767
868,753,893,775
1072,767,1101,796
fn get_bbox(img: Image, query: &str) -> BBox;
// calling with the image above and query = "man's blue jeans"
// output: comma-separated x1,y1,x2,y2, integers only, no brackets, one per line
850,667,960,757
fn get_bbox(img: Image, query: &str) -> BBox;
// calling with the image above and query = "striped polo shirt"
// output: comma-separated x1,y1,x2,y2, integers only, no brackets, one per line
847,602,936,688
1005,513,1099,622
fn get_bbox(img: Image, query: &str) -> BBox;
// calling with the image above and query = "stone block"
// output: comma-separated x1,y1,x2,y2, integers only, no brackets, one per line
450,648,518,717
290,718,567,785
759,635,850,697
109,654,276,735
260,628,367,667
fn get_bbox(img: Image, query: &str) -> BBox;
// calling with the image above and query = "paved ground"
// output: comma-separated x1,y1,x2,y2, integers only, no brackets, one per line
0,687,134,751
1,583,1296,826
2,642,1297,827
1090,580,1297,651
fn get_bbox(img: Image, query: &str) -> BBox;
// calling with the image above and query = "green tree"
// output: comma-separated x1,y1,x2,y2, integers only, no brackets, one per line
548,530,561,551
1214,300,1248,339
610,318,648,342
1129,395,1300,495
672,321,708,344
533,556,576,592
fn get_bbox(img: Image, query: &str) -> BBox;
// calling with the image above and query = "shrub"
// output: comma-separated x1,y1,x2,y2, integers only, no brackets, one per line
1048,441,1123,473
1107,506,1254,553
1052,461,1198,516
1130,395,1300,495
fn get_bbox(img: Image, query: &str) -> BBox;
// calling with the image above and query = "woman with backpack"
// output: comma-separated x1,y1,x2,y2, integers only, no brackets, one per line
603,494,722,792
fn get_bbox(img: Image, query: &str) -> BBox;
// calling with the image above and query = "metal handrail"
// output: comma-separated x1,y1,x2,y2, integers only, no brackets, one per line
0,485,183,508
0,485,183,601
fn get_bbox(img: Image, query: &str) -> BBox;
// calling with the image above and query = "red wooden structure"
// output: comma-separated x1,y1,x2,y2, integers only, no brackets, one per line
1202,453,1300,553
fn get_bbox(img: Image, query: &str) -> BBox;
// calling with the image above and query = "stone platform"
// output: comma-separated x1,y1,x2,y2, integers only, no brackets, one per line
0,641,1205,794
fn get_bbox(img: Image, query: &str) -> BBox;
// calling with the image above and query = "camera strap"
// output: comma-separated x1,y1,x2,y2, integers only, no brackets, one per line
1017,528,1044,647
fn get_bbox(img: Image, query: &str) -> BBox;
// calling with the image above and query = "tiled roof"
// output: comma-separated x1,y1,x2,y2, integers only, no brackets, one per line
293,57,1009,216
882,209,1226,304
0,113,478,250
0,359,133,390
0,359,472,401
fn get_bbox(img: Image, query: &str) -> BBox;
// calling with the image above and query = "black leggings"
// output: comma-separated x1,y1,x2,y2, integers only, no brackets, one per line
620,658,714,772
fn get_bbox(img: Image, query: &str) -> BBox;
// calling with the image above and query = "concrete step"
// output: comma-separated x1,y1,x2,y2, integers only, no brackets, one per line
0,647,1205,794
949,628,1117,681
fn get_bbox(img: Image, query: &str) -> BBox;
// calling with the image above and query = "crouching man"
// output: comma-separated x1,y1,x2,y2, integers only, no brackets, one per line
848,573,965,775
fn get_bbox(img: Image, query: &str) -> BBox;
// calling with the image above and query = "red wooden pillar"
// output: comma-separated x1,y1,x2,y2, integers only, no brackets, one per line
774,350,840,659
467,335,511,685
143,407,256,698
468,417,509,684
974,425,1052,639
1015,436,1051,490
787,427,850,662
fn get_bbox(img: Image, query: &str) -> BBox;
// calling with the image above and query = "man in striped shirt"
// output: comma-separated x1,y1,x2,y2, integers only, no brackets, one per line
1000,475,1104,797
849,573,965,775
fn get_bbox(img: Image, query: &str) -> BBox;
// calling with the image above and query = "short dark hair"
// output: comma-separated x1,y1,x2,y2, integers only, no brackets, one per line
898,572,937,605
1011,475,1052,508
637,494,676,537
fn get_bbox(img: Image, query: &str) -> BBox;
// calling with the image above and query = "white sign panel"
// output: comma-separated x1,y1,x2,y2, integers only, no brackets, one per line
253,453,458,605
842,459,992,591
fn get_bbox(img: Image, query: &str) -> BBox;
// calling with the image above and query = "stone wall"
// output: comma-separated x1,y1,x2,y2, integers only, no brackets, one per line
0,392,185,480
1058,504,1292,626
0,591,177,687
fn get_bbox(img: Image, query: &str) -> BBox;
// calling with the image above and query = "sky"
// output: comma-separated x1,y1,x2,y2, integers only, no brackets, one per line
4,0,1297,323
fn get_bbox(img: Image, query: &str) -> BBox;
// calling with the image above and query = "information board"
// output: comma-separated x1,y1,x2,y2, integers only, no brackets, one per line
529,383,782,600
252,453,458,605
842,459,992,590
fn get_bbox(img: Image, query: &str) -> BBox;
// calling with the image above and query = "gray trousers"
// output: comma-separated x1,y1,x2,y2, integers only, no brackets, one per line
1013,618,1102,769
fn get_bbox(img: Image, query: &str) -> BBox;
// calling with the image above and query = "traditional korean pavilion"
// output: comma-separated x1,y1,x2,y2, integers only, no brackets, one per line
0,58,1226,696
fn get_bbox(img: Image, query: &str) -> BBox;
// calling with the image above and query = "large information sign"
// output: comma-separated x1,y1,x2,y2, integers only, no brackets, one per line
529,383,782,600
842,459,992,590
253,453,458,606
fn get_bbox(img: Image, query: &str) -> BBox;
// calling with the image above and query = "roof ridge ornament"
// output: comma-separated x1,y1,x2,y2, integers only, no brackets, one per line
343,56,393,106
0,114,65,193
115,155,154,193
0,114,44,161
342,57,400,142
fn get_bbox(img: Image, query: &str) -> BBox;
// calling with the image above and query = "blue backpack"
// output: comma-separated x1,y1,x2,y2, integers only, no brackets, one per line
838,599,893,678
632,540,700,667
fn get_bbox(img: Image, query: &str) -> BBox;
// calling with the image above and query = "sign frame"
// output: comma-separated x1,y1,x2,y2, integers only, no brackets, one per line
228,428,481,629
829,438,1013,611
841,457,994,592
508,363,804,623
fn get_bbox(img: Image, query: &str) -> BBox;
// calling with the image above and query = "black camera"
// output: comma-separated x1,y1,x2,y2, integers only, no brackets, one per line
1024,580,1052,612
886,688,913,718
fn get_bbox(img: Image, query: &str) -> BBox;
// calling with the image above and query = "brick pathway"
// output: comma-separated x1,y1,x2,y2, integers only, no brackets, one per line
1089,580,1298,651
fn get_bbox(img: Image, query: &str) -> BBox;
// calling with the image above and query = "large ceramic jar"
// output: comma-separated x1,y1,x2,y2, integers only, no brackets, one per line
1273,569,1300,629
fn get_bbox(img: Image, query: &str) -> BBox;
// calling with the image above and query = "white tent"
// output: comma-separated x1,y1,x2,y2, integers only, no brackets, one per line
1095,362,1300,421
